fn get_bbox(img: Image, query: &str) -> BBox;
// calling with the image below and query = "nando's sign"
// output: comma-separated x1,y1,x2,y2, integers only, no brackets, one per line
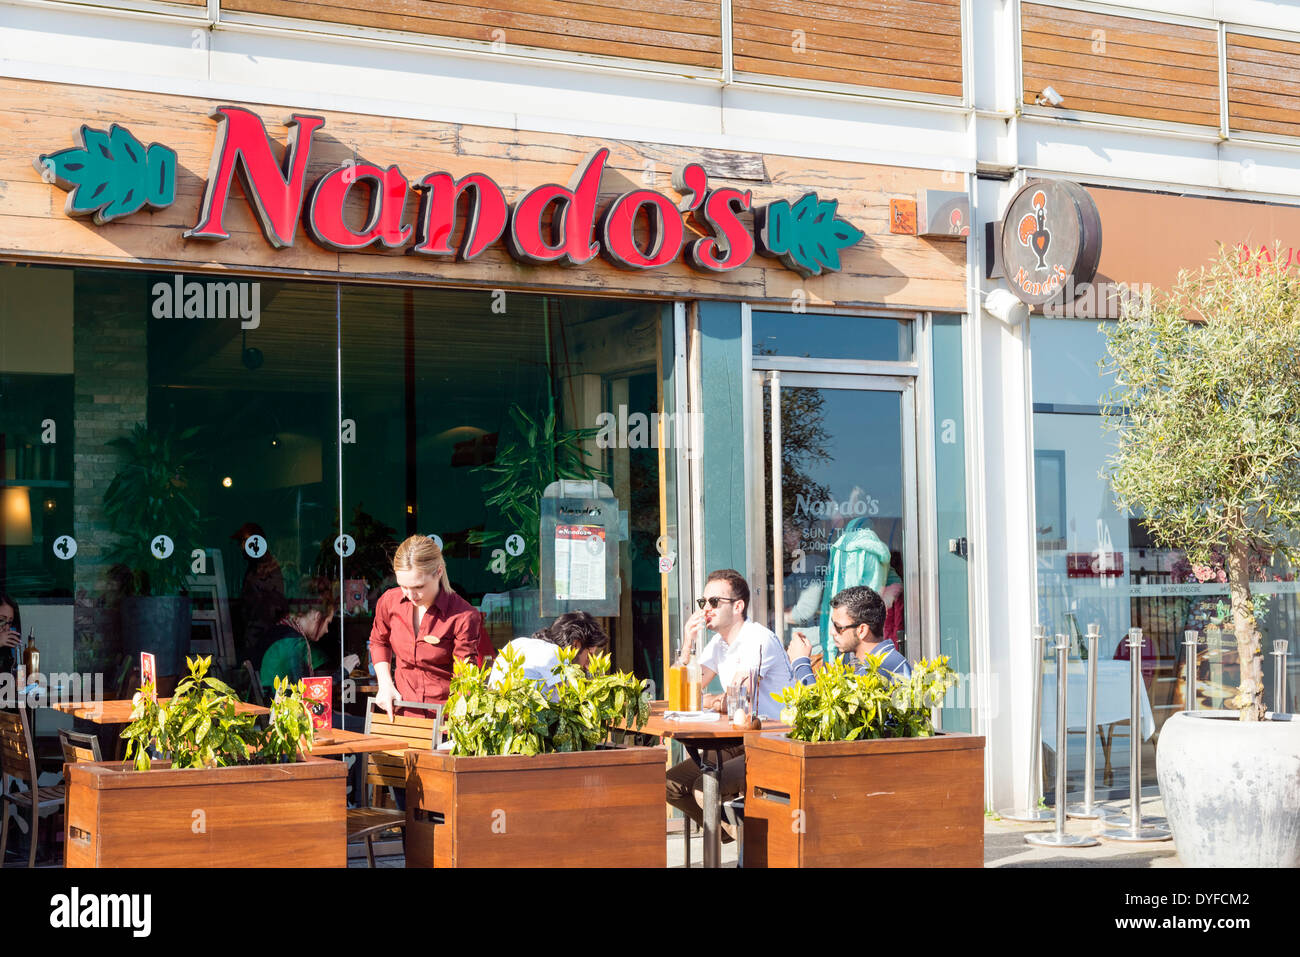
999,179,1102,306
35,108,865,279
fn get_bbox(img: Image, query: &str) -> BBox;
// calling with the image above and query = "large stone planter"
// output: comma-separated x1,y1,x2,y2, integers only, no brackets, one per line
404,745,667,867
120,595,192,676
1156,710,1300,867
744,731,985,867
65,758,347,867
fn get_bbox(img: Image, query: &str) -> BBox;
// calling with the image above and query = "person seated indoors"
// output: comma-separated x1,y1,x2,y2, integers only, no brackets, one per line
787,584,912,685
259,597,335,698
489,611,611,695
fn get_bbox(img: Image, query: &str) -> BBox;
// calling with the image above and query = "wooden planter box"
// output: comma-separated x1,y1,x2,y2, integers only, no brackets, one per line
404,746,666,867
744,731,985,868
65,758,347,867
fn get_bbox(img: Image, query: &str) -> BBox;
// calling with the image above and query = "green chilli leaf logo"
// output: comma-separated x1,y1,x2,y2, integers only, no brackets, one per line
35,124,176,225
756,192,865,278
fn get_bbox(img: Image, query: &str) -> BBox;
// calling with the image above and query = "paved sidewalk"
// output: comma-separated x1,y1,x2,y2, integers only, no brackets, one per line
985,795,1181,867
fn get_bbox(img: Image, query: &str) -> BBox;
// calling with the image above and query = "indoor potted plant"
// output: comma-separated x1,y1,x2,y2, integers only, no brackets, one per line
468,404,604,638
1103,243,1300,867
314,504,399,662
103,423,205,679
403,646,663,867
64,657,346,867
745,654,982,867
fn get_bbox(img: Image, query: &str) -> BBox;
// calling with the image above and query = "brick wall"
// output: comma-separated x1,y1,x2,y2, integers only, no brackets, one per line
72,271,148,675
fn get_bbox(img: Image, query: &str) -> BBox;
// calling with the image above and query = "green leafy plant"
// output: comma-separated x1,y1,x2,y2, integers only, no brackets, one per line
446,645,648,756
756,193,865,278
122,656,315,770
103,423,204,597
772,654,957,743
469,404,604,585
261,676,316,764
36,124,176,225
313,503,399,593
1102,243,1300,721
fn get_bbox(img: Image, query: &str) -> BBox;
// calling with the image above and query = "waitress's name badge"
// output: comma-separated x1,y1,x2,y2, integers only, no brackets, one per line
420,634,441,645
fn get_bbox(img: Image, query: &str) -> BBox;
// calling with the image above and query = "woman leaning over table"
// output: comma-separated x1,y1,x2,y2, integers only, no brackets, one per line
369,535,487,718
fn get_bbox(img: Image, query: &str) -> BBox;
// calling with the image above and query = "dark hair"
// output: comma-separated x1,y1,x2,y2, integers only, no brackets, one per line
706,569,750,619
534,612,610,654
0,593,20,672
830,586,886,639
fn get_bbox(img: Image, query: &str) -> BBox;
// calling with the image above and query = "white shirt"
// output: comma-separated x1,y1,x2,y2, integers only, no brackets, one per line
698,619,794,719
488,637,563,691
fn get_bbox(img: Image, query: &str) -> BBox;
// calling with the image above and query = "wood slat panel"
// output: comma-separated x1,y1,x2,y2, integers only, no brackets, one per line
1022,63,1219,113
1023,4,1217,55
0,78,968,312
1227,31,1300,138
735,57,961,97
1021,3,1219,127
223,0,723,70
1021,29,1217,71
733,0,962,98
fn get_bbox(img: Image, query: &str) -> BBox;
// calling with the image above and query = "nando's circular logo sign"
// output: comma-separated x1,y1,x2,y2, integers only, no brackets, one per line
1000,179,1102,306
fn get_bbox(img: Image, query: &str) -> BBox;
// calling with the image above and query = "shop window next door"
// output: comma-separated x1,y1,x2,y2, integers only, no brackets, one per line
751,371,919,664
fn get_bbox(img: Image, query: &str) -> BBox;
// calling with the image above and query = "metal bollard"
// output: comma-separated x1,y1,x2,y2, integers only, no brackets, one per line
1068,623,1109,821
1001,625,1055,822
1273,640,1290,715
1101,628,1171,842
1183,630,1199,712
1027,635,1097,847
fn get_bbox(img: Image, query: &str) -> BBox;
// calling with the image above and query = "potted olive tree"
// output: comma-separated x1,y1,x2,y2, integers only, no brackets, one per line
1104,244,1300,867
745,655,981,867
103,423,205,677
65,657,346,867
403,646,662,867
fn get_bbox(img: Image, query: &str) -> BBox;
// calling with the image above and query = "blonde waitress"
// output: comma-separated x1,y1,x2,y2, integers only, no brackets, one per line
369,535,487,717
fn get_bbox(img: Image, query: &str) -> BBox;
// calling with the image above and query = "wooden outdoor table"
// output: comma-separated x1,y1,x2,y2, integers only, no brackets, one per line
306,727,422,757
620,702,788,868
52,698,270,724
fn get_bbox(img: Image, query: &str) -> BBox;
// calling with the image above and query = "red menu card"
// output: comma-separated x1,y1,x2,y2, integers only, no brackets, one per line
302,676,332,731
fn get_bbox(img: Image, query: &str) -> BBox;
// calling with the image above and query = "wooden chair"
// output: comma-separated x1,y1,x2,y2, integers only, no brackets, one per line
242,660,266,708
57,728,102,765
0,709,66,868
346,698,441,867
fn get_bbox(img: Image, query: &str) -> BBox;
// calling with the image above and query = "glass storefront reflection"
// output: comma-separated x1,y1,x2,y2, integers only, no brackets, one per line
0,263,677,720
1032,317,1300,800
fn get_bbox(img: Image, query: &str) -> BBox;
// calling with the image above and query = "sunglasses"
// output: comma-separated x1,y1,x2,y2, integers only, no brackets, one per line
829,618,862,635
696,596,740,610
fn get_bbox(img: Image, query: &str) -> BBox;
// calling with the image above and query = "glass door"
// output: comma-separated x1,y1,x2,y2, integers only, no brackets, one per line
751,370,919,662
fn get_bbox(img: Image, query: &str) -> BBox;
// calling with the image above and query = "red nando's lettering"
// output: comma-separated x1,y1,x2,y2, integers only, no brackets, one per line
183,108,771,273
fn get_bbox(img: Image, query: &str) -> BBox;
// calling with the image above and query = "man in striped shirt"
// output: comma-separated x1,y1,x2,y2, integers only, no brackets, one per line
788,585,912,684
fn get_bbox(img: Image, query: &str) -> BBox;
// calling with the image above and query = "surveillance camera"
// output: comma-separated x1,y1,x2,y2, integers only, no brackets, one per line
985,288,1031,326
1036,86,1064,107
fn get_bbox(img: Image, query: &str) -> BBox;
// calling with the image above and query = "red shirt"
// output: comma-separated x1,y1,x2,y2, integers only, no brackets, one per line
368,586,485,707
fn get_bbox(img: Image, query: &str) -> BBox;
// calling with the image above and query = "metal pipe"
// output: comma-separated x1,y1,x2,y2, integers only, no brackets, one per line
1273,640,1289,715
1001,625,1053,822
770,372,784,644
1184,630,1200,712
1068,623,1104,820
1053,634,1069,835
1025,634,1097,847
1127,627,1142,829
1100,627,1170,842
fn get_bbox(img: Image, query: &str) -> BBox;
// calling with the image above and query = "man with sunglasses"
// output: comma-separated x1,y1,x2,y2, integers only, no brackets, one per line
788,585,911,684
666,568,793,838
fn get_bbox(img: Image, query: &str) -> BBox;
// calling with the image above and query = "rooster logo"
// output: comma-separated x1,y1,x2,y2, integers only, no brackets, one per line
1016,190,1051,270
